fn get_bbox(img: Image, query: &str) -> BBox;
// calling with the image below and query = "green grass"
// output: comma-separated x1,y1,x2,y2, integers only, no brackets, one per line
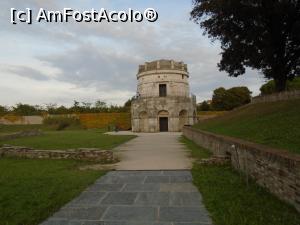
0,124,45,134
180,136,212,160
194,99,300,153
0,158,105,225
181,137,300,225
0,129,135,150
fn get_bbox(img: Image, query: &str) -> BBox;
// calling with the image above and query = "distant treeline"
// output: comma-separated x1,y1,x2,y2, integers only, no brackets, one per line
0,99,132,116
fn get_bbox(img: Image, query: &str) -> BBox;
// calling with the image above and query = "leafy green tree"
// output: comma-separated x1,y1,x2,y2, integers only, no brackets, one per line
260,76,300,95
226,87,252,109
94,100,107,112
191,0,300,92
81,102,92,109
45,103,57,114
123,97,135,112
198,101,211,111
124,98,132,108
55,106,70,114
0,105,8,116
212,87,251,110
211,87,227,110
12,103,41,116
69,100,84,113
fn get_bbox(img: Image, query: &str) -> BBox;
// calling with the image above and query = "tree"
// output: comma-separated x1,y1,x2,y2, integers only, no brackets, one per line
55,106,69,114
198,101,211,111
94,100,107,111
226,87,252,108
12,103,41,116
212,86,251,110
124,98,133,108
45,103,57,114
0,105,8,116
211,87,227,110
260,76,300,95
123,97,134,112
81,102,92,109
191,0,300,92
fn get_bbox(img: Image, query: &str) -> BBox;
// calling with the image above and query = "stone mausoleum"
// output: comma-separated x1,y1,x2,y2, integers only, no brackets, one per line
131,59,197,132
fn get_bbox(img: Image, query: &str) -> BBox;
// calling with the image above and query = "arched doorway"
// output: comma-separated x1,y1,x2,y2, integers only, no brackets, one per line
139,111,148,132
179,109,188,130
158,110,169,132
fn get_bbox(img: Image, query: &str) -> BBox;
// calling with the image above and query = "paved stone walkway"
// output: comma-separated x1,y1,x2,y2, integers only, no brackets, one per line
107,132,193,170
41,170,212,225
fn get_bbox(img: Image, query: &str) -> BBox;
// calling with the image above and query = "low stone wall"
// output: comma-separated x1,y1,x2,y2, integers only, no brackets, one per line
0,146,115,163
183,127,300,212
251,90,300,104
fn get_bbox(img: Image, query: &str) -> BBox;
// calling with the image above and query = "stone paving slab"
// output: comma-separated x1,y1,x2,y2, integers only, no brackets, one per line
169,192,203,206
123,183,160,192
85,184,124,192
103,206,157,221
40,171,212,225
159,207,211,223
135,192,169,206
101,192,137,205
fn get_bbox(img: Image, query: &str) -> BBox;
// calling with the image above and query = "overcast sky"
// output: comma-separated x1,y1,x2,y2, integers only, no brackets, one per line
0,0,267,107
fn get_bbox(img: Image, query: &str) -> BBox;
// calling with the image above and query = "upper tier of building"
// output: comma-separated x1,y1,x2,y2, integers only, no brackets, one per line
136,59,191,98
138,59,188,75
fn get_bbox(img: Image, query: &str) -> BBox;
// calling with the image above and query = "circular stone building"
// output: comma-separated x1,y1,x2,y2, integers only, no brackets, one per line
131,59,197,132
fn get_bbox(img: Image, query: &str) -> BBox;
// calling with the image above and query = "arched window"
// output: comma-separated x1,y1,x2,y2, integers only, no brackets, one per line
179,109,188,130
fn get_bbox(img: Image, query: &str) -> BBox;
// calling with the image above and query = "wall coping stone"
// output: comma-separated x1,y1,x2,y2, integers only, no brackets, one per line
0,145,115,163
184,127,300,170
186,127,300,163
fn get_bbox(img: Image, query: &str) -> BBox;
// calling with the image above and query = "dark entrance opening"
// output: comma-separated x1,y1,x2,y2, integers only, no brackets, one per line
159,117,168,132
159,84,167,97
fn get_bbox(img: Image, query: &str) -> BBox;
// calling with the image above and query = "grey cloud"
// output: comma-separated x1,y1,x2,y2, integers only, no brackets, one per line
39,43,140,92
0,0,266,105
1,65,50,81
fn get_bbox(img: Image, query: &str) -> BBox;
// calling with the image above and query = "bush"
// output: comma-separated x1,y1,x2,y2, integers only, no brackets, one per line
43,116,81,131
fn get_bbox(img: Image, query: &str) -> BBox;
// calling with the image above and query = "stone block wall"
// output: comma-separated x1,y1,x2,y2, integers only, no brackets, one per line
183,126,300,212
131,97,197,132
0,146,115,163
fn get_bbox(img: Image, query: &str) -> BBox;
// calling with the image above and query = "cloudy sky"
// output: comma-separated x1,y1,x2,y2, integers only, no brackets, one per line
0,0,267,107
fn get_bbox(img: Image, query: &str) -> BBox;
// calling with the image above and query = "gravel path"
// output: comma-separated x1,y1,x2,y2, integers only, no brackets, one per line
110,132,193,170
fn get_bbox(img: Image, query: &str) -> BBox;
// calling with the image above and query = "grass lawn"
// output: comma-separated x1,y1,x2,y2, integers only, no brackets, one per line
180,136,212,160
194,99,300,154
0,129,135,150
0,158,105,225
0,124,45,134
181,136,300,225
